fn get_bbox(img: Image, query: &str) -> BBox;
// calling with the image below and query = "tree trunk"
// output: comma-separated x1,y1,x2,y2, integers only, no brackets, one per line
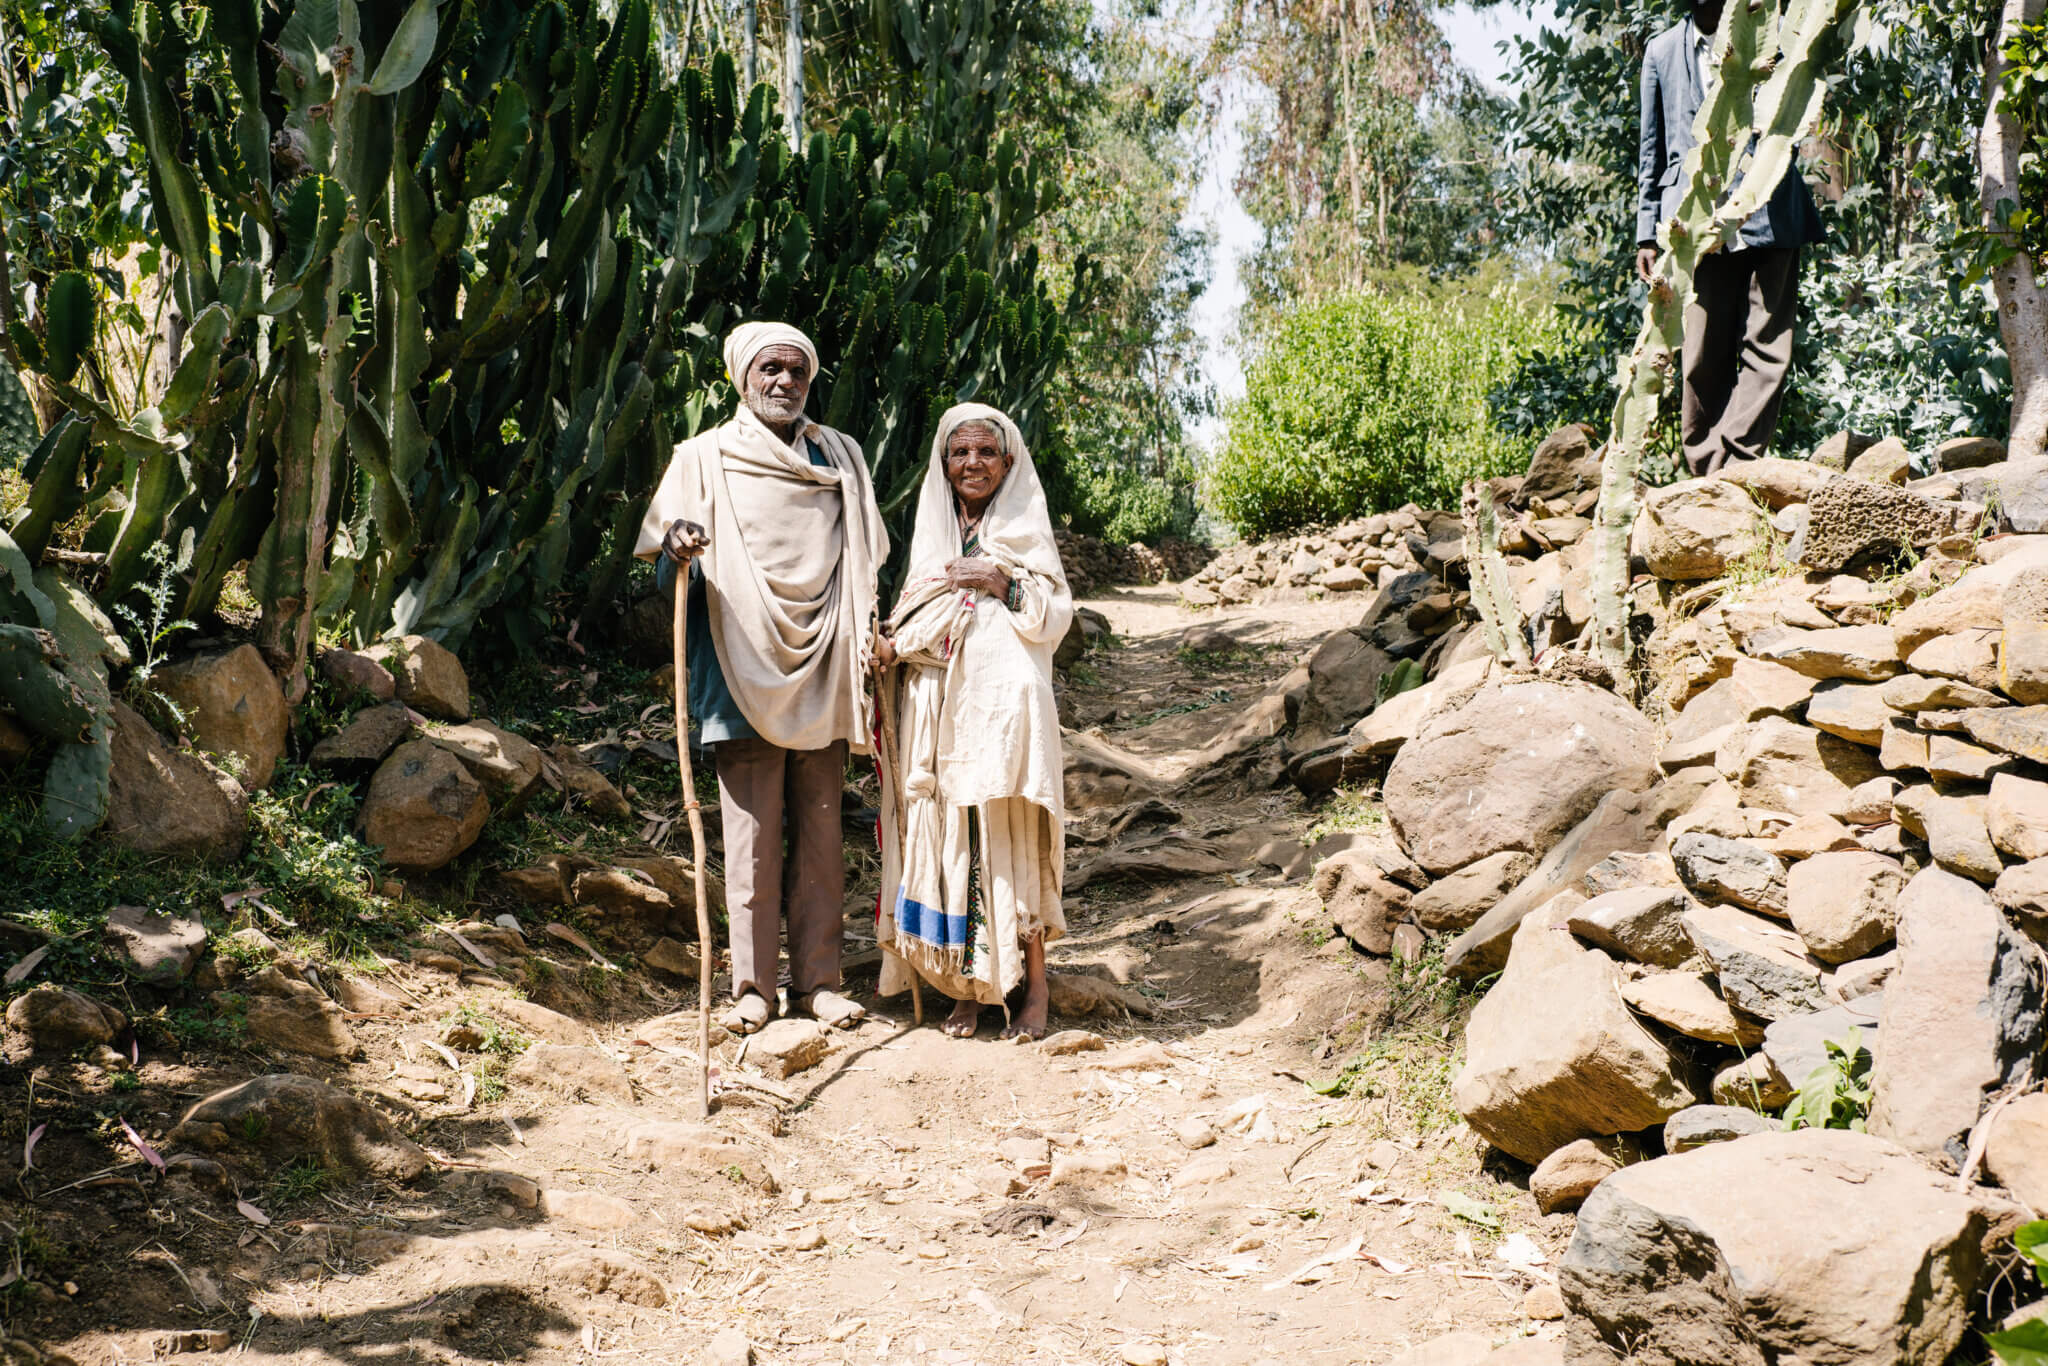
1981,0,2048,461
785,0,804,148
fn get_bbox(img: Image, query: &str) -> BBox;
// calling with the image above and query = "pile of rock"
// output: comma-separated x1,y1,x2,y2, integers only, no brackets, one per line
1306,426,2048,1363
1177,506,1467,607
1052,531,1212,595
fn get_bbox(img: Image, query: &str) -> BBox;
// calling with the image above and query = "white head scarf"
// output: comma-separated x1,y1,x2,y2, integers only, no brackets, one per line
904,403,1066,587
723,321,820,390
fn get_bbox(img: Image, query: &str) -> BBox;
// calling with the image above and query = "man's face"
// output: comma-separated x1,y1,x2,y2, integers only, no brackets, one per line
1696,0,1725,33
743,345,812,427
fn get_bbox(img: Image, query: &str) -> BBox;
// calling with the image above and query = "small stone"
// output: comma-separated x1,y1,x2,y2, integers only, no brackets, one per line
1663,1103,1775,1152
1175,1117,1217,1150
1320,564,1368,592
1805,679,1898,747
1529,1138,1625,1215
1620,972,1764,1046
506,1043,633,1102
1672,832,1787,916
1682,901,1833,1020
362,634,470,720
643,936,700,978
750,1018,832,1080
1937,436,2006,471
358,739,488,872
425,720,543,802
1039,1029,1107,1056
104,905,206,984
1565,885,1696,968
1926,732,2010,782
309,701,415,765
1713,1052,1793,1110
1049,1149,1128,1186
155,644,289,790
707,1326,754,1366
547,744,632,820
1847,436,1912,485
3,986,126,1061
1119,1344,1169,1366
1989,772,2048,861
316,648,397,702
1785,850,1907,964
1986,1092,2048,1214
1521,1283,1566,1321
541,1188,636,1230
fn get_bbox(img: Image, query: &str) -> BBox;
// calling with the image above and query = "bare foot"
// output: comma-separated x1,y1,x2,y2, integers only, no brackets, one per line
1002,974,1049,1041
942,998,982,1038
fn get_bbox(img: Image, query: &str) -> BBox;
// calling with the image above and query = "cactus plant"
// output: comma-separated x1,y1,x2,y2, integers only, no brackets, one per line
1587,0,1856,676
5,0,1076,708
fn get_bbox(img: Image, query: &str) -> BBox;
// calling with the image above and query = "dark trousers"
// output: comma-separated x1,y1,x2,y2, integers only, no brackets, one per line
1682,246,1800,476
714,736,847,1002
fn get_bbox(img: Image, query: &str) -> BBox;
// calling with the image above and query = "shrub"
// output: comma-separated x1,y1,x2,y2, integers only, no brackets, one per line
1207,290,1558,538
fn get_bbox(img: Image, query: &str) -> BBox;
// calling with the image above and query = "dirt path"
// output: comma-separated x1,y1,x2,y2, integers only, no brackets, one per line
14,590,1562,1366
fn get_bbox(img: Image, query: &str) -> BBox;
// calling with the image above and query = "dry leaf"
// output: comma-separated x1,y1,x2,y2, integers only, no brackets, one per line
120,1119,165,1171
22,1122,46,1171
236,1200,271,1227
4,945,49,987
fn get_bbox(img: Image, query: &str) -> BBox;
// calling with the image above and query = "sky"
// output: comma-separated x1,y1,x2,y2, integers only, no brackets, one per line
1184,1,1550,440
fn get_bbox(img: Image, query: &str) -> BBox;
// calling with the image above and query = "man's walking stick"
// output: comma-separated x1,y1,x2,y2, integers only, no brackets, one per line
671,568,715,1119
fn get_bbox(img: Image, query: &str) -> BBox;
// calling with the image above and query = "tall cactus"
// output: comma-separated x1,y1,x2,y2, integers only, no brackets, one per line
1587,0,1855,675
6,0,1076,695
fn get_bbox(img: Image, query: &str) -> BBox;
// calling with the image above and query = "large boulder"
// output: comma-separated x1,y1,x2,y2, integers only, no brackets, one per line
1559,1130,1987,1366
103,700,248,859
363,634,470,720
1311,852,1411,954
1408,851,1535,934
1869,866,2048,1166
170,1074,428,1179
1632,479,1765,581
1744,624,1903,681
1682,901,1832,1020
1386,679,1658,876
1716,457,1828,509
154,644,288,790
1454,894,1699,1165
1293,630,1395,740
359,739,489,872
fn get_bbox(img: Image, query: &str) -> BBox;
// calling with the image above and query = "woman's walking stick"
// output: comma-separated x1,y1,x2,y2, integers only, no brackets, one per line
671,570,715,1119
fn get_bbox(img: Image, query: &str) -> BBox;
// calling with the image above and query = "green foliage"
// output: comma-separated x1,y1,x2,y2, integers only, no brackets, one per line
1780,1030,1873,1131
267,1157,333,1205
4,0,1076,692
115,536,196,730
1209,289,1558,538
1492,0,2008,455
1986,1221,2048,1363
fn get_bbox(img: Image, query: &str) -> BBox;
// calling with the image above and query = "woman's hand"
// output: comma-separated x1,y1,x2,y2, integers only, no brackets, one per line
662,518,708,563
945,556,1011,600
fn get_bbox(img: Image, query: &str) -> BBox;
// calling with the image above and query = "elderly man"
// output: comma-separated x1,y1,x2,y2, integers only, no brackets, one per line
635,322,888,1033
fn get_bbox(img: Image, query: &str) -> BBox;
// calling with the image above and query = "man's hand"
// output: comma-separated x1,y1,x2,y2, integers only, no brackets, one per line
945,556,1011,600
1634,245,1659,284
662,518,708,563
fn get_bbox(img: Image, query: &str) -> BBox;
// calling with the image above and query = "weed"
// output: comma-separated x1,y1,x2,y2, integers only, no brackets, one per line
1307,787,1384,846
1117,688,1234,729
1780,1030,1873,1131
1985,1220,2048,1363
1174,643,1271,676
476,1059,510,1103
142,998,247,1053
441,1003,531,1060
110,1071,140,1093
723,1164,748,1185
238,1110,270,1143
1067,661,1102,688
1309,948,1471,1135
116,536,198,733
267,1157,332,1205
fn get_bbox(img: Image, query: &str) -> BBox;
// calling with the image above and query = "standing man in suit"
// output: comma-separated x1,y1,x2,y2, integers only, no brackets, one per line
1636,0,1825,476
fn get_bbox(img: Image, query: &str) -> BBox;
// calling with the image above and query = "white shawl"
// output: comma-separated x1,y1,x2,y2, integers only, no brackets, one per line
634,402,888,755
876,404,1072,1003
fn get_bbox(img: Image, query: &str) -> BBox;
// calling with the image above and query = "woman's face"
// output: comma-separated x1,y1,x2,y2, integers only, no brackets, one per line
945,422,1011,506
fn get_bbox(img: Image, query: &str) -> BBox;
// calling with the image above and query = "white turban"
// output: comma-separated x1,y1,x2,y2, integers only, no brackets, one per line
723,321,820,389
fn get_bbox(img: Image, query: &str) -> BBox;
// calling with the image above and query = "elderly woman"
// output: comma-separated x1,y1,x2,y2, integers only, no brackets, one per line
874,404,1071,1040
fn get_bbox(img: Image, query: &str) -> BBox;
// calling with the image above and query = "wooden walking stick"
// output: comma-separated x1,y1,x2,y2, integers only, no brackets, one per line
671,559,716,1119
874,675,924,1026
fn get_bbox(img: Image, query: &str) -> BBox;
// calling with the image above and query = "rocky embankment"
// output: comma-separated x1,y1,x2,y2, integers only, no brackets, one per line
1266,424,2048,1363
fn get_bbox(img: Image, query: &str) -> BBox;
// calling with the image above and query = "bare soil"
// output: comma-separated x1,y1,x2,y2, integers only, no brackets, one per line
4,588,1565,1365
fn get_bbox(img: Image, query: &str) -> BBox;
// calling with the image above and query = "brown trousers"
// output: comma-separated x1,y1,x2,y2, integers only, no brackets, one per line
715,735,847,1002
1682,246,1801,477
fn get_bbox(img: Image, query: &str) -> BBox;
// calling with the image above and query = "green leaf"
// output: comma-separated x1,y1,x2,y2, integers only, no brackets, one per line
2016,1221,2048,1274
45,271,96,385
365,0,440,95
1988,1317,2048,1365
1441,1192,1499,1232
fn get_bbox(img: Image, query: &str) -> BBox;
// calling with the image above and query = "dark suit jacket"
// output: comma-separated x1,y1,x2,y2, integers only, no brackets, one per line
1636,19,1824,251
